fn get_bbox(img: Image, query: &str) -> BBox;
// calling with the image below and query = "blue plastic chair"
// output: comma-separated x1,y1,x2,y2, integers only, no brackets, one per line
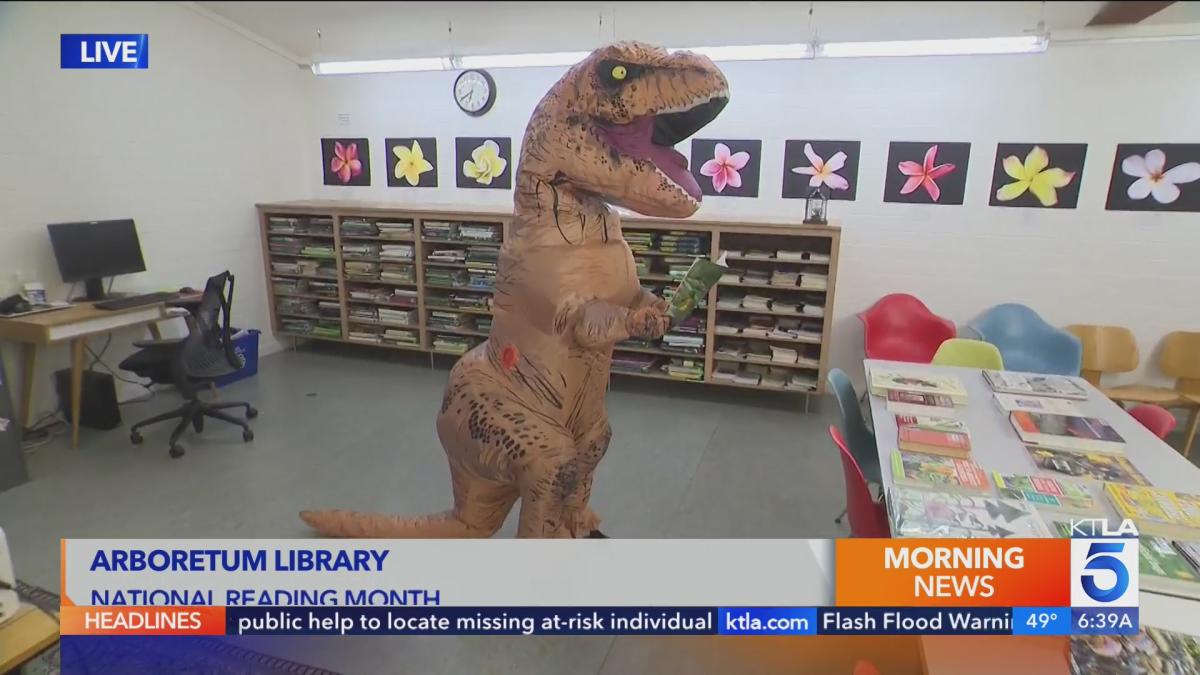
826,369,880,485
968,303,1082,376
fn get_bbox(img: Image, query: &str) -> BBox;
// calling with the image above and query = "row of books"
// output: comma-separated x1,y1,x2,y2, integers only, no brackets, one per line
279,317,340,338
714,340,819,366
718,268,828,290
428,311,476,331
427,292,491,312
432,334,475,354
721,249,830,263
422,221,501,243
713,362,817,389
272,277,337,298
344,261,380,279
716,294,825,317
379,243,414,261
715,316,821,342
427,248,466,264
271,259,336,278
341,219,413,239
624,230,710,255
268,216,333,236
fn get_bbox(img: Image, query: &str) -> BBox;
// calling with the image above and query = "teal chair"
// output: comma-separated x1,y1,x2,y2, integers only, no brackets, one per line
826,369,880,486
968,303,1082,375
932,338,1005,370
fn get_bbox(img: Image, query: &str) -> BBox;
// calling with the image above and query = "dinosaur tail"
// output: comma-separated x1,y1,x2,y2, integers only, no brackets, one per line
299,509,487,538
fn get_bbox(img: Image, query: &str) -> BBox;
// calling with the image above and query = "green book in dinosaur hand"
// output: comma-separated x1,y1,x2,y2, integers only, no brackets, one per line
665,252,728,325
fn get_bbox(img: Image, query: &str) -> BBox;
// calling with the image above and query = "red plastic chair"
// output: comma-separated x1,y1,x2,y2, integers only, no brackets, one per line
1128,404,1178,440
858,293,956,363
829,426,890,538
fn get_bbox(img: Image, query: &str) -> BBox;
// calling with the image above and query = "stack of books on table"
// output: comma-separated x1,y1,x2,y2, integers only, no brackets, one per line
378,307,416,326
426,268,468,287
344,261,380,280
380,264,415,284
895,414,972,458
340,219,378,238
341,242,380,259
624,231,655,253
385,289,418,307
658,231,708,255
869,367,969,405
376,220,413,239
983,370,1088,399
664,357,704,381
776,250,829,263
268,216,301,234
889,486,1051,538
422,221,455,240
1068,627,1200,673
612,352,661,374
1026,446,1150,485
382,328,419,348
428,248,467,264
429,311,472,331
466,246,499,271
269,236,304,255
380,243,414,262
891,451,991,494
991,472,1098,513
348,304,378,322
458,222,501,243
433,335,472,354
1104,484,1200,539
1127,534,1200,600
348,326,382,344
300,242,335,258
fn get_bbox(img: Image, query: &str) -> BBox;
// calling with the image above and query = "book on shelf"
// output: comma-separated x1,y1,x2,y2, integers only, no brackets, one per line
992,472,1098,514
983,370,1088,400
1025,446,1150,485
890,451,991,493
1068,626,1200,675
1104,484,1200,539
886,390,958,417
869,368,968,405
889,487,1051,538
993,392,1082,415
1009,411,1125,454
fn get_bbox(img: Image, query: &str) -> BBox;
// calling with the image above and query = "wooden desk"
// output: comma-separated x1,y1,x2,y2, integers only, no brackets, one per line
0,604,59,673
0,301,172,447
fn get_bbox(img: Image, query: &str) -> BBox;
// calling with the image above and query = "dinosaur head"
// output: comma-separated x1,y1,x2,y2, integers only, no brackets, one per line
519,42,728,218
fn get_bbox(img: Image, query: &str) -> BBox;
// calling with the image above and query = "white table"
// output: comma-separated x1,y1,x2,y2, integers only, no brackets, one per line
864,359,1200,637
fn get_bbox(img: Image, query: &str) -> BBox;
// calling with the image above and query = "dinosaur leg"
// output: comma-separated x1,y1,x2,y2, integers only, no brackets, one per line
565,418,612,536
513,428,586,538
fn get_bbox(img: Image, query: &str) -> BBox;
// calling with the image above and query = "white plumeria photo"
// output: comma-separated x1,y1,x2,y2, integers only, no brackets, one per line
1122,149,1200,204
791,143,850,191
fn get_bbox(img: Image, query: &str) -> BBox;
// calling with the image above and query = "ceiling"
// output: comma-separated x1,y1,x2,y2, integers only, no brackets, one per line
196,1,1200,63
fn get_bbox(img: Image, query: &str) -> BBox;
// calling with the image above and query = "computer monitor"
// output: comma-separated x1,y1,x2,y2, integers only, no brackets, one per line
47,219,147,300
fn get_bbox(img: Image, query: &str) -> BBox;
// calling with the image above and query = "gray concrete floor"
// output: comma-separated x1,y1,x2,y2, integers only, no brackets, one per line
0,345,849,674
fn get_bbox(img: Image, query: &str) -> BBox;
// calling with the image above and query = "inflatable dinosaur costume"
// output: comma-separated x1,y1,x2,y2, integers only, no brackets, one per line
301,42,728,538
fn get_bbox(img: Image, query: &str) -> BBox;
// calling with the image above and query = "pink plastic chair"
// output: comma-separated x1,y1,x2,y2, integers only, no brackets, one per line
1128,405,1177,440
858,293,957,363
829,426,890,538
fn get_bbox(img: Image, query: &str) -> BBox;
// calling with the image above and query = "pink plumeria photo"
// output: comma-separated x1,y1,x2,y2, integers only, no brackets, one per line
700,142,750,193
898,145,955,201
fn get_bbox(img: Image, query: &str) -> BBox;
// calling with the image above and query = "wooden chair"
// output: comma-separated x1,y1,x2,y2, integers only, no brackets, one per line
1066,324,1139,386
1096,330,1200,457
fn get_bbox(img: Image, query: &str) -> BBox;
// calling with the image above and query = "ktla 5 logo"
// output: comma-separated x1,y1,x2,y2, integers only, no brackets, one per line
1070,538,1139,607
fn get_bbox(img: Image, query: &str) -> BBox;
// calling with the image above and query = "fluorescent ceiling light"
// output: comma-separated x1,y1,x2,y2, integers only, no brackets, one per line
817,35,1047,59
312,57,451,75
670,43,814,61
458,51,591,69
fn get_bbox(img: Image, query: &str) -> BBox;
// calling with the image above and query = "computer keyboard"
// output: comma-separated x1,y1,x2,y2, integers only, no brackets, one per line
95,291,177,310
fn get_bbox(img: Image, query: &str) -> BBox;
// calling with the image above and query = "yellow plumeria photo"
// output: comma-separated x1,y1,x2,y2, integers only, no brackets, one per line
990,143,1086,209
460,138,509,188
391,139,434,187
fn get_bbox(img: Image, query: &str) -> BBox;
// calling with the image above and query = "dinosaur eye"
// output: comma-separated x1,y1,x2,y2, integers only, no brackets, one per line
611,65,627,80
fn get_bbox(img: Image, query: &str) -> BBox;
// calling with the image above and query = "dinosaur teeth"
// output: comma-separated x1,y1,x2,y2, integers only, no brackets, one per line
655,89,730,116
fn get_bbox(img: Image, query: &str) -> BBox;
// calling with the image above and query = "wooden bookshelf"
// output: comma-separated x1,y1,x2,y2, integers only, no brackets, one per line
257,201,840,395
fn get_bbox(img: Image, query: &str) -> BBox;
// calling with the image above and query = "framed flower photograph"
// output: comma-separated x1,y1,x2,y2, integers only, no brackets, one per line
883,141,971,205
782,140,861,201
321,138,371,186
1105,143,1200,212
386,137,437,188
456,137,512,189
989,143,1087,209
690,139,761,198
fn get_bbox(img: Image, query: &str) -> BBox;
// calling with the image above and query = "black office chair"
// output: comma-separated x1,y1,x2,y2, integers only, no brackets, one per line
119,271,257,458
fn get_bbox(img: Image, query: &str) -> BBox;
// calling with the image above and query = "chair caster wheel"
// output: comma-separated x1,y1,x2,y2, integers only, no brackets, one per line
130,431,143,445
193,417,204,433
169,445,185,458
246,407,259,419
242,429,254,442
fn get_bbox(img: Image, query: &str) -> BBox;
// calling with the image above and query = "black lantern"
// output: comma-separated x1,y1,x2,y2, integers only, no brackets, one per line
803,187,829,225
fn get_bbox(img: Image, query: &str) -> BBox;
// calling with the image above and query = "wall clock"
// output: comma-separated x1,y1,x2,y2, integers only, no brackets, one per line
454,69,496,117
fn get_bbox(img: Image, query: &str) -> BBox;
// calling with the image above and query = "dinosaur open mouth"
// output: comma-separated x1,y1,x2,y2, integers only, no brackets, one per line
597,94,729,202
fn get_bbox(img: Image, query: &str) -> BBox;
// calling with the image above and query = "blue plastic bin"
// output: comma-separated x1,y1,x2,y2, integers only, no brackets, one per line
214,329,261,387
